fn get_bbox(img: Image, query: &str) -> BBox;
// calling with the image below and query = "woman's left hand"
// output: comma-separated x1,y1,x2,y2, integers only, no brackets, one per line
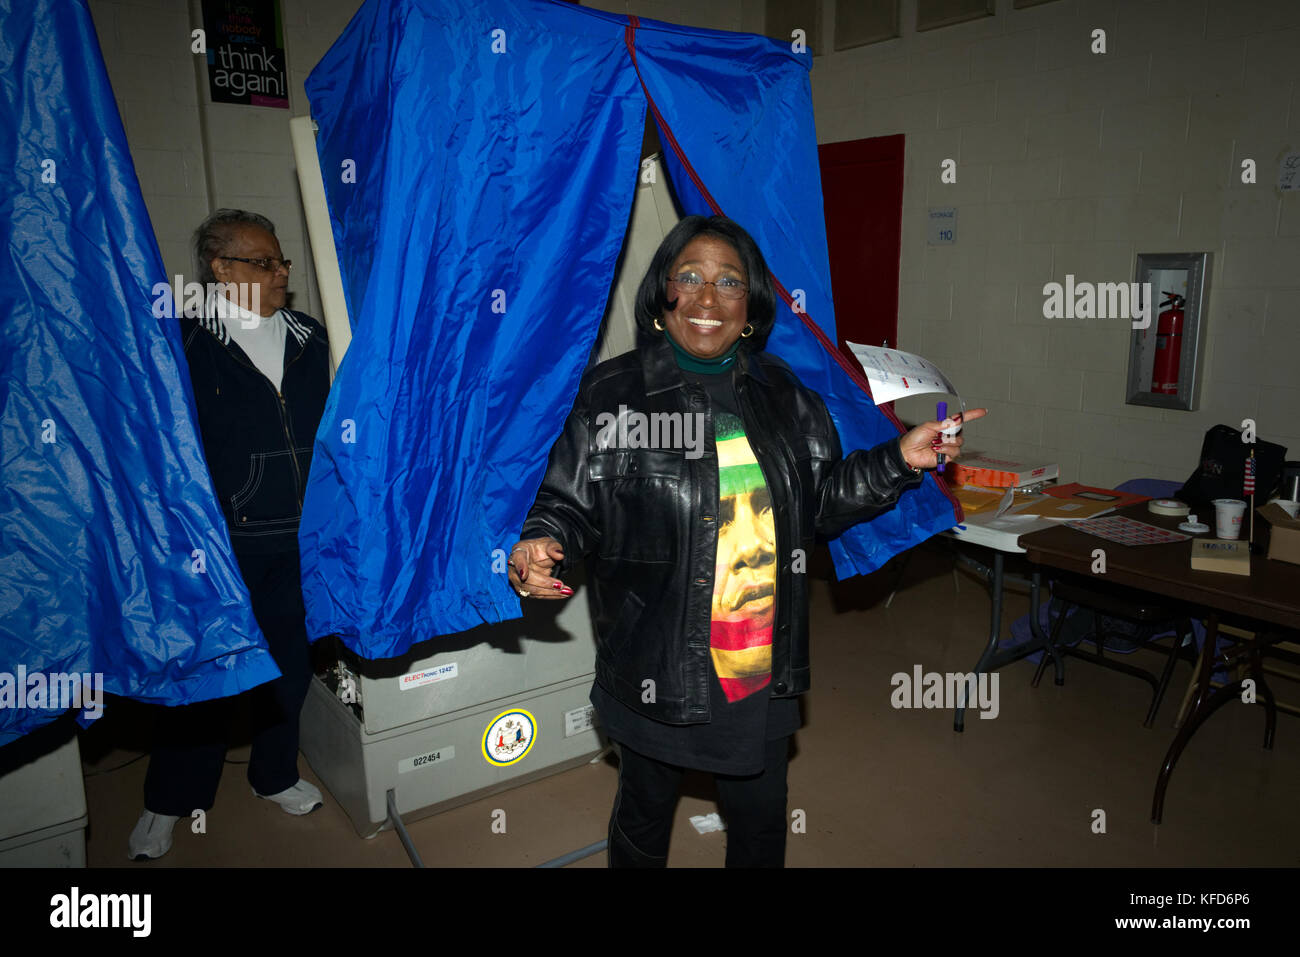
899,407,988,471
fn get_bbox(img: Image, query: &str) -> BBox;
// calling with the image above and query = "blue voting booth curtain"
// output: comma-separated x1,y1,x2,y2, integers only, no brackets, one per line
0,0,278,745
302,0,959,659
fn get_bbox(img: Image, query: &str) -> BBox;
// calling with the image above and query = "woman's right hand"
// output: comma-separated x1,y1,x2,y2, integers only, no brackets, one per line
507,537,573,599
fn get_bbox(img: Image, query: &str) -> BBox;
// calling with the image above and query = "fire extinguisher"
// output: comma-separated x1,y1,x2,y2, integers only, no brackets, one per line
1151,291,1184,394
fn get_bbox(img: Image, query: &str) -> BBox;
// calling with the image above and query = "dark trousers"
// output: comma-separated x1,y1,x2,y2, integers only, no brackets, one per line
607,736,790,868
143,549,312,816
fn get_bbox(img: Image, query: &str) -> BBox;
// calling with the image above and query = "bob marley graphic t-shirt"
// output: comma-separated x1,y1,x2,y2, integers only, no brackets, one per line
589,368,801,775
711,411,777,702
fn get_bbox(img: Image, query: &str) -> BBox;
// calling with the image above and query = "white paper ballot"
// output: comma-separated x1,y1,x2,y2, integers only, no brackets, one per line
846,342,961,405
689,812,727,834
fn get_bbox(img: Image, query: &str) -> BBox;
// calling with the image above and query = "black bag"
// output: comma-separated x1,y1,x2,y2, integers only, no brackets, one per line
1176,424,1287,512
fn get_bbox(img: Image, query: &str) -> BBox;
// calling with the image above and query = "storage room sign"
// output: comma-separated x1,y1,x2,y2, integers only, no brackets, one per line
202,0,289,108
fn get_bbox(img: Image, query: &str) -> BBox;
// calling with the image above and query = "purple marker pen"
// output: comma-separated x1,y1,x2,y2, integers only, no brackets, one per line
936,401,947,473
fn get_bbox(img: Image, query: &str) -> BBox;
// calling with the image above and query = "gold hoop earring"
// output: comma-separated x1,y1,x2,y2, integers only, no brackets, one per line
740,323,754,338
653,318,665,331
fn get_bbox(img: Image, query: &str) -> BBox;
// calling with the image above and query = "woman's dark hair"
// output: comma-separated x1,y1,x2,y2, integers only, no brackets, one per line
192,208,277,284
633,215,777,352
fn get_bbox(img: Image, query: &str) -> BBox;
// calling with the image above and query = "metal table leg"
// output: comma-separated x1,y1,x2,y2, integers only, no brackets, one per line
1152,614,1278,823
955,551,1003,732
950,549,1065,732
1028,570,1065,686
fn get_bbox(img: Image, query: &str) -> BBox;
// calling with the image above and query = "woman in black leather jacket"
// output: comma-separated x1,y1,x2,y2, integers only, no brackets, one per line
508,215,982,867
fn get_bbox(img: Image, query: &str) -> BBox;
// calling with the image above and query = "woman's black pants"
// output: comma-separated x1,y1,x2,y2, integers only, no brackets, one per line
143,548,312,815
607,737,790,868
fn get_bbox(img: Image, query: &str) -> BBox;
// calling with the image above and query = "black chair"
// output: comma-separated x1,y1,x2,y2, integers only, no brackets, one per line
1031,575,1198,727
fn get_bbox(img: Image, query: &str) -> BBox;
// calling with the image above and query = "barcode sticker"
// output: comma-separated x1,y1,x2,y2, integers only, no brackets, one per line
564,705,597,737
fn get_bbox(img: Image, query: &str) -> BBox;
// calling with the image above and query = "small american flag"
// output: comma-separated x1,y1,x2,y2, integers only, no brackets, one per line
1244,453,1256,495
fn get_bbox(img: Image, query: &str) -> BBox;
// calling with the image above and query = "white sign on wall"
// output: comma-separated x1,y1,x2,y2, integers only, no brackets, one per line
927,207,956,244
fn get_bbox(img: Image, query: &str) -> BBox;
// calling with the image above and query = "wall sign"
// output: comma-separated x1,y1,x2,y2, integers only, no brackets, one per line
927,207,956,244
202,0,289,108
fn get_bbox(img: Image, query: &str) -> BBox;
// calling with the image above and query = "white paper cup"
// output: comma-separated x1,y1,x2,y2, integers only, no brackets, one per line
1212,498,1247,539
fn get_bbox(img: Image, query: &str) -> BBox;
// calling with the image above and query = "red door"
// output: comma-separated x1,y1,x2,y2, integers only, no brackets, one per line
818,135,905,366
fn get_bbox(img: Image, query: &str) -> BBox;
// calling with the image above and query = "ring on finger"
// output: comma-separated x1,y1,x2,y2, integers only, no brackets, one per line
517,587,529,598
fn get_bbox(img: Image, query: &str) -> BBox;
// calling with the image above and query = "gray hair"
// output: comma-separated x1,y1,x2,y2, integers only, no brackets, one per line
192,209,277,284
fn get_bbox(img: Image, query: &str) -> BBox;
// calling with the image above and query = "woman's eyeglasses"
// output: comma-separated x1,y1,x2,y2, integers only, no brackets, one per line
669,273,747,300
221,256,293,273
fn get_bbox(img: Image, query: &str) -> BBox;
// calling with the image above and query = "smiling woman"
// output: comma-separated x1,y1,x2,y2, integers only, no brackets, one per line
658,235,752,360
635,216,777,365
503,214,985,868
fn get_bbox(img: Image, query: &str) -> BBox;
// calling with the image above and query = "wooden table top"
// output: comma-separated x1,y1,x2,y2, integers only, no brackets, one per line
1019,503,1300,631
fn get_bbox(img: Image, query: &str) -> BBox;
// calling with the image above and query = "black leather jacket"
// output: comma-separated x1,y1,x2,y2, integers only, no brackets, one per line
180,308,330,556
521,335,922,724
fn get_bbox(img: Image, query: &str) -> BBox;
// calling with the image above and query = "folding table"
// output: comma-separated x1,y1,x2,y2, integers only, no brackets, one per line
1019,503,1300,822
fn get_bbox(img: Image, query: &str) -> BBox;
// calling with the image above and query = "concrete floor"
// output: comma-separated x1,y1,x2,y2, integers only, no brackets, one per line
78,545,1300,867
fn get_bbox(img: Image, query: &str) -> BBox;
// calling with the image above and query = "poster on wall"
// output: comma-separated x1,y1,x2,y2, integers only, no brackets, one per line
202,0,289,108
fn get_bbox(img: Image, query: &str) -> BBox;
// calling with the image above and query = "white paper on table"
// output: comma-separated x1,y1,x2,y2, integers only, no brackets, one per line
996,487,1015,517
846,342,962,405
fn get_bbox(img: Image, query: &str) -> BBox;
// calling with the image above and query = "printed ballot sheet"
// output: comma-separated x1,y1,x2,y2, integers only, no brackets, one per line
1064,515,1190,546
846,342,961,404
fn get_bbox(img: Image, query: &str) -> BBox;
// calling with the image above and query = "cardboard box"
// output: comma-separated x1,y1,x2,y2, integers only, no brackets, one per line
949,455,1059,489
1257,501,1300,566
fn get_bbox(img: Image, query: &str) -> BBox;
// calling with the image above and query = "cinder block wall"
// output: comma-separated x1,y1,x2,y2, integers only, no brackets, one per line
87,0,366,319
809,0,1300,487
